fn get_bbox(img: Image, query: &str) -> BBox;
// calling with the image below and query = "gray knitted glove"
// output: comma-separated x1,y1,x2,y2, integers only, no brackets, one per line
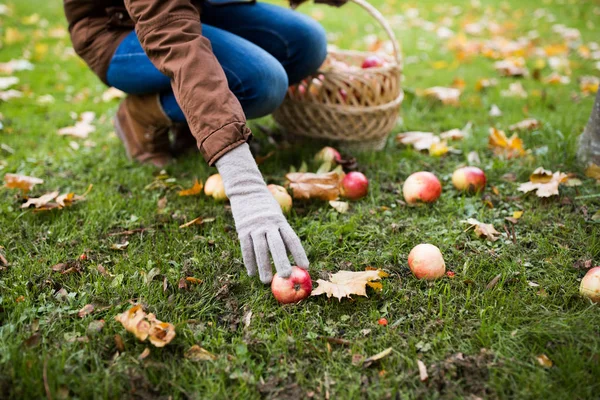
215,143,309,283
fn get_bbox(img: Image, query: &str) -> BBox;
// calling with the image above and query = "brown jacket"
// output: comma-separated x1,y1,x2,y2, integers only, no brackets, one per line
63,0,251,165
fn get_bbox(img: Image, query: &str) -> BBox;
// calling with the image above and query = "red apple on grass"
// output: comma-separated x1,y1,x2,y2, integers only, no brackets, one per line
452,166,487,193
341,171,369,200
315,146,342,164
580,267,600,303
267,184,292,213
402,171,442,204
408,244,446,280
361,55,385,69
271,266,312,304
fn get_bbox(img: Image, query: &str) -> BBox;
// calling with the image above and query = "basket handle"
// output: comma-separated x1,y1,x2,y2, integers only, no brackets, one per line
348,0,402,65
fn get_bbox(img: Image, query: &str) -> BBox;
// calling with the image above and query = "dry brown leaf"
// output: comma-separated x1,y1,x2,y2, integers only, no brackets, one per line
185,345,217,361
58,112,95,139
417,359,429,382
476,78,498,91
21,191,59,209
544,72,570,85
494,58,528,77
179,216,215,229
489,127,526,158
111,241,129,251
114,305,175,347
509,119,540,131
329,200,349,214
421,87,461,105
311,269,389,301
536,354,553,368
138,347,151,360
4,173,44,193
501,82,528,98
580,76,599,96
585,164,600,180
396,132,439,151
178,179,203,196
78,304,95,318
518,168,568,197
185,277,202,284
465,218,501,242
285,171,341,201
439,128,465,141
363,347,393,367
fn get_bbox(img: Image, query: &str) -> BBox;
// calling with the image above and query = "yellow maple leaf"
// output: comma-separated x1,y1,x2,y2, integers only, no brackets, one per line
114,305,175,347
489,127,526,158
311,269,389,301
3,173,43,193
465,218,501,242
430,141,449,157
178,179,203,196
518,168,568,197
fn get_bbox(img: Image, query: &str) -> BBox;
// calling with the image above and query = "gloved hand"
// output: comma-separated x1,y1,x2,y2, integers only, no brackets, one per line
215,143,309,283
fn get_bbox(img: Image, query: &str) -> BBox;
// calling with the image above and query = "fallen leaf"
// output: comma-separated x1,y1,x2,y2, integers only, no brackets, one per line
21,191,59,209
0,76,18,90
0,89,23,101
518,168,569,197
111,241,129,251
87,320,105,335
78,304,94,318
486,274,502,290
501,82,528,98
138,347,151,360
465,218,501,241
429,141,449,157
489,104,502,117
178,179,203,196
185,277,202,284
439,128,465,141
495,58,528,77
467,151,481,165
311,269,389,301
584,164,600,180
580,76,599,96
417,359,429,382
114,334,125,352
0,59,34,74
185,345,217,361
489,127,526,158
58,112,96,139
285,171,341,201
114,305,175,347
509,119,540,131
421,87,461,105
363,347,393,367
536,354,553,368
543,72,570,85
396,132,439,151
179,216,215,229
329,200,349,214
476,78,499,91
513,211,524,219
4,173,43,193
101,87,125,102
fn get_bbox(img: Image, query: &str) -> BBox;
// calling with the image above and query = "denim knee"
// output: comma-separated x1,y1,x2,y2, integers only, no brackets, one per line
238,61,289,119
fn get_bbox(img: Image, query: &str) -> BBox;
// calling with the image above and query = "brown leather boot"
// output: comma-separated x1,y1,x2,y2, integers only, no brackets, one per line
171,122,199,157
114,94,172,167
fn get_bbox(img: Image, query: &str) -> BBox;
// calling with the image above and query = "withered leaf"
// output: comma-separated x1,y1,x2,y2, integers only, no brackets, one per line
114,305,176,347
585,164,600,180
417,359,429,382
329,200,349,214
101,87,125,102
178,179,203,196
23,333,41,348
363,347,393,367
421,87,461,105
185,345,217,362
536,354,553,368
138,347,151,360
4,173,43,193
87,320,105,335
114,334,125,352
312,269,389,301
21,191,59,209
509,118,541,131
494,58,528,77
179,216,215,229
396,132,439,151
489,128,526,158
465,218,501,242
185,277,202,284
58,112,96,139
111,241,129,251
285,171,341,201
518,168,569,197
78,304,95,318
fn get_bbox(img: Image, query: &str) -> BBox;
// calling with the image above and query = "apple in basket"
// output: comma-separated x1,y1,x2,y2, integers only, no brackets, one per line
362,55,385,69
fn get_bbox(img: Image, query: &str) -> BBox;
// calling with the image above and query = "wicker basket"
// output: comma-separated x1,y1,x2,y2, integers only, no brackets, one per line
273,0,403,151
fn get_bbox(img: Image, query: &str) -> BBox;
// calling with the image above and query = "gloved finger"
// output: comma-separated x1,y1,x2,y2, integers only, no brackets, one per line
279,225,310,269
266,230,292,278
252,232,273,284
240,235,257,277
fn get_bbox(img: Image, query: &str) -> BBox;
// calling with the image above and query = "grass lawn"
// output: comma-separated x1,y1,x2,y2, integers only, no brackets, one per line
1,0,600,398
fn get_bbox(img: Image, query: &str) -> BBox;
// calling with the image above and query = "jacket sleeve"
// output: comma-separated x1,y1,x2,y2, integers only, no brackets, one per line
123,0,251,165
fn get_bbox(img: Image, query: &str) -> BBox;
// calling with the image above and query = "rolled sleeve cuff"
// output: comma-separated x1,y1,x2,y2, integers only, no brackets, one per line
199,121,253,165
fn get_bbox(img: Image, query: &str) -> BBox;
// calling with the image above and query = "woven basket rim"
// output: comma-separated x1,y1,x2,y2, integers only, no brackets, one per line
279,90,404,114
325,49,402,71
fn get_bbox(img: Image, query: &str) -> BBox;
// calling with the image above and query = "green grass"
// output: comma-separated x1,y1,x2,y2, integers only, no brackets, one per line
1,0,599,398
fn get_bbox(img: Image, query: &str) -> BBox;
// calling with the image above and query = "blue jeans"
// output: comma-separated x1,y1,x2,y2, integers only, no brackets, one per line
106,2,328,121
